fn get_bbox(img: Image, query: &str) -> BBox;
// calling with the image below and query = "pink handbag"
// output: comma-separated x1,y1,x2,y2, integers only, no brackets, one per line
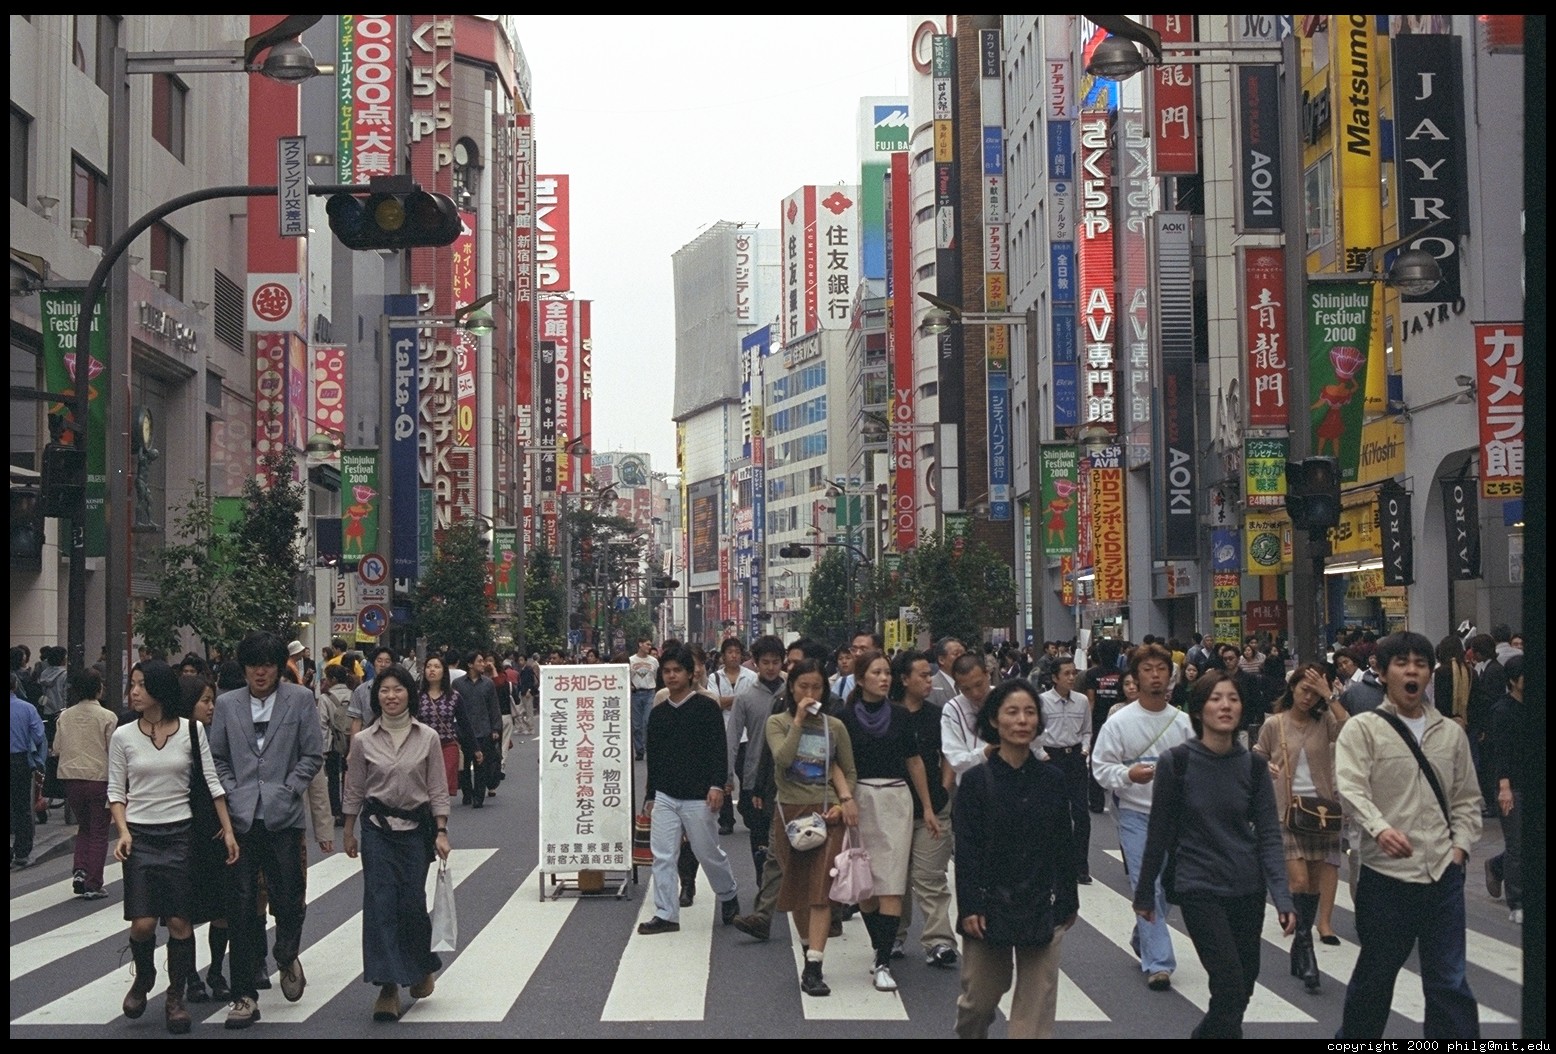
828,825,873,905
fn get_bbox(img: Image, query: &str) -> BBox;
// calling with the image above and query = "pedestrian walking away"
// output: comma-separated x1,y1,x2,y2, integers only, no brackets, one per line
49,666,117,897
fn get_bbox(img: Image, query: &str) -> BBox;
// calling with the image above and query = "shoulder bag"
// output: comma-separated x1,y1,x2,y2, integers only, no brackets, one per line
784,713,831,852
1279,715,1344,836
188,718,219,832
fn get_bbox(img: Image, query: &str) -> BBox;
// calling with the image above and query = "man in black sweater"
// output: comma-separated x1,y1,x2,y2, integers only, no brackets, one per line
639,644,739,934
453,650,501,806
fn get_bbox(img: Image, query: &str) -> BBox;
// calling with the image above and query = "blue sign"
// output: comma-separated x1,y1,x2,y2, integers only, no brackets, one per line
1048,121,1073,180
987,373,1011,521
614,596,631,613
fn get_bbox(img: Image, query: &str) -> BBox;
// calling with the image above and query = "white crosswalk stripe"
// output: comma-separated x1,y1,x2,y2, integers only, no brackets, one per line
9,862,123,924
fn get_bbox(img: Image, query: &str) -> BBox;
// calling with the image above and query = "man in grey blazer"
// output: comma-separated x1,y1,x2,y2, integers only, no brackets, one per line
209,631,324,1029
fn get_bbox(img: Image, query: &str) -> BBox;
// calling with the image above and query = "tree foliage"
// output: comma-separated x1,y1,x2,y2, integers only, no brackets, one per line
411,519,494,654
517,545,566,658
898,530,1016,648
138,452,306,657
793,549,855,648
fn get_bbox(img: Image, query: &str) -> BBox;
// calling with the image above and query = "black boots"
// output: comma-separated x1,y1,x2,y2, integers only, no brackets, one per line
1290,892,1320,991
166,936,195,1033
800,958,830,997
123,937,157,1019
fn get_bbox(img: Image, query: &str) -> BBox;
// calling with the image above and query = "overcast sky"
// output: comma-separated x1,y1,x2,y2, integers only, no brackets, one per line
513,15,912,473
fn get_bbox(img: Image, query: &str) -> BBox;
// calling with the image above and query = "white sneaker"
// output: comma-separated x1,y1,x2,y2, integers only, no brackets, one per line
872,964,898,992
1510,908,1523,924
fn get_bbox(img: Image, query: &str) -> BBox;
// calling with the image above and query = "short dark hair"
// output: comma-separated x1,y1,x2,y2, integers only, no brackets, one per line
932,637,963,662
951,652,984,678
215,660,247,692
371,645,395,663
174,673,212,720
750,634,785,662
132,659,182,716
1187,669,1241,736
719,636,745,656
370,664,420,718
1128,642,1174,681
236,632,287,669
658,643,696,675
68,666,103,704
975,678,1044,745
1374,631,1436,672
1464,633,1497,663
1503,654,1524,683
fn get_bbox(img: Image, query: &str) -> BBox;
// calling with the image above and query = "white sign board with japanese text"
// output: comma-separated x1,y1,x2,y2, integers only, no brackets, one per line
538,665,633,876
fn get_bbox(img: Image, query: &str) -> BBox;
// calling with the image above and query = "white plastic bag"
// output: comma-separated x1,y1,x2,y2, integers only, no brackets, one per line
431,858,458,952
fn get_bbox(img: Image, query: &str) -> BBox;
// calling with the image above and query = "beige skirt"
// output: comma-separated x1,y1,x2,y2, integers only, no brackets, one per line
855,779,913,896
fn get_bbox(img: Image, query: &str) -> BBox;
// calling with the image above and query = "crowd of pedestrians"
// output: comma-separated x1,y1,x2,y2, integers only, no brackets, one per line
10,618,1524,1039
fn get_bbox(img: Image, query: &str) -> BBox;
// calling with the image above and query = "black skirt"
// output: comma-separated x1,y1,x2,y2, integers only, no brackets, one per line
122,820,194,921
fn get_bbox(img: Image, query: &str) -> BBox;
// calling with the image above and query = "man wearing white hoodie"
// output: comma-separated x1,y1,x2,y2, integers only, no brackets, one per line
1090,643,1192,992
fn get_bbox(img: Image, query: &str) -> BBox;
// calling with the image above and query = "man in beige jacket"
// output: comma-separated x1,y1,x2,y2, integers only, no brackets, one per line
1334,631,1482,1040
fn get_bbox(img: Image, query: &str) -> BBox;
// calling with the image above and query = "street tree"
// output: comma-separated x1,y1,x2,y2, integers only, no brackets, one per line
412,518,494,653
898,530,1015,647
793,548,850,647
518,545,566,658
138,451,306,657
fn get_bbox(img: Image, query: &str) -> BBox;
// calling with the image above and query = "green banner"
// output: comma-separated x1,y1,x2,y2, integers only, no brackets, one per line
41,290,108,556
493,527,518,601
1244,436,1289,508
1038,445,1079,559
340,450,379,560
1306,283,1374,483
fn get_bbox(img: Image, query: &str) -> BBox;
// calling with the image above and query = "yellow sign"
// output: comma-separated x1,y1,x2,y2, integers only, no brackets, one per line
1357,416,1404,485
1245,514,1293,575
1091,465,1128,602
1328,499,1380,558
884,619,901,653
1331,16,1386,414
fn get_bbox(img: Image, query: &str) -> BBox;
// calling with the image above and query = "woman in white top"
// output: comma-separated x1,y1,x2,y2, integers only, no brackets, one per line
108,659,237,1033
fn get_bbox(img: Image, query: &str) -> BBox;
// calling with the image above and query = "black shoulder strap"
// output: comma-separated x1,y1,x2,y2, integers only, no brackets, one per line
1373,710,1453,828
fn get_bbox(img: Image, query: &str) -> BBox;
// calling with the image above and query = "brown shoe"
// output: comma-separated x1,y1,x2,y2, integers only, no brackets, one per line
279,957,306,1002
123,971,156,1020
373,984,402,1022
165,986,191,1034
409,972,435,999
224,995,261,1030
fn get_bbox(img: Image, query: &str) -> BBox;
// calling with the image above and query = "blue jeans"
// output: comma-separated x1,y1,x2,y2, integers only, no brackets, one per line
1116,806,1175,975
649,792,737,923
1339,863,1479,1039
631,690,654,755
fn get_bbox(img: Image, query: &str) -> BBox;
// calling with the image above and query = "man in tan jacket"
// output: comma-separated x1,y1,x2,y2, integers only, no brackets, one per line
1334,631,1482,1040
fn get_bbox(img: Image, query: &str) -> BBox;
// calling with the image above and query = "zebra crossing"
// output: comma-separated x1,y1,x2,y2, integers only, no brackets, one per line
9,832,1526,1038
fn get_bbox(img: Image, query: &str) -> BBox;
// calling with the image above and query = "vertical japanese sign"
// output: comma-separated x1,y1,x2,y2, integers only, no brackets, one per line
1306,284,1374,483
743,328,770,618
1038,446,1079,559
1117,103,1155,469
386,293,420,581
780,186,817,343
980,28,1011,522
253,332,289,471
1244,437,1289,508
340,450,380,561
451,212,477,449
538,665,632,875
538,339,558,494
579,300,593,487
733,231,754,324
536,174,571,294
1151,212,1196,558
41,290,107,557
1212,571,1243,644
1474,323,1524,498
1078,107,1117,433
337,15,397,185
1089,444,1127,602
1244,513,1291,575
1236,64,1283,230
887,152,917,551
1147,15,1198,174
1047,27,1078,429
1243,247,1290,427
541,300,574,491
933,34,963,425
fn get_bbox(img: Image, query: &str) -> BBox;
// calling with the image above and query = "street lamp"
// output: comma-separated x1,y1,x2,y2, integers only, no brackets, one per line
69,24,329,697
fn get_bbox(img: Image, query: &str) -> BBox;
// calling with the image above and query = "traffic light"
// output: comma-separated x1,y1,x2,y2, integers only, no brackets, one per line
778,544,813,559
326,186,461,251
1284,456,1341,531
40,443,87,518
651,576,680,591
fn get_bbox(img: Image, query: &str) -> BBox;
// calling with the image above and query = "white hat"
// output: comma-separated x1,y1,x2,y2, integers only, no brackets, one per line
287,640,306,657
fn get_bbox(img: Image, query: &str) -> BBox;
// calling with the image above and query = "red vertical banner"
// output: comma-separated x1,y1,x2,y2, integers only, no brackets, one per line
253,333,288,470
1078,107,1118,434
1242,247,1290,428
1090,445,1128,602
537,175,571,294
312,343,346,462
1474,322,1524,498
1148,15,1198,175
516,298,535,554
578,301,592,485
541,299,573,491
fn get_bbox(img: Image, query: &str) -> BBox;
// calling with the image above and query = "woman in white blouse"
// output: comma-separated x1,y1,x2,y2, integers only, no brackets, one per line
108,659,237,1033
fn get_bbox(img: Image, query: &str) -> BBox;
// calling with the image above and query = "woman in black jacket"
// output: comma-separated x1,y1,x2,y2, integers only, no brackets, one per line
1134,670,1296,1038
952,680,1079,1039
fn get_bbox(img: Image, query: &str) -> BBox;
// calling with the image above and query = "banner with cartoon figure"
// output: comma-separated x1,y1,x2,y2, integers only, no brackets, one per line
1306,283,1374,483
340,450,379,564
1039,445,1079,559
